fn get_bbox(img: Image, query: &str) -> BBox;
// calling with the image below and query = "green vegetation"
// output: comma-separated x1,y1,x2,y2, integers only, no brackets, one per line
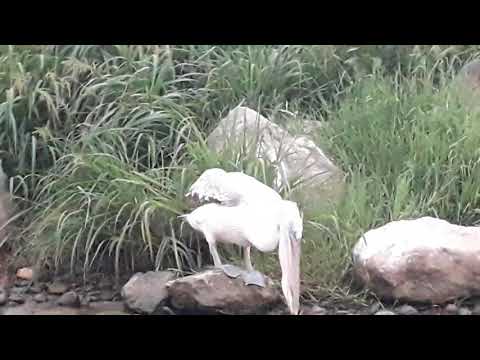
1,45,480,302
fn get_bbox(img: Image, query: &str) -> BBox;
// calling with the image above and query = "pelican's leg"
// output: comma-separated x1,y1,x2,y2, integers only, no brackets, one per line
242,245,266,288
208,242,243,279
208,242,222,267
242,271,267,288
244,245,254,272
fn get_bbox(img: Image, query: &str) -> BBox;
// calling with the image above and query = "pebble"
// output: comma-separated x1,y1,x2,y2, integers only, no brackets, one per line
33,293,47,303
98,278,112,290
445,303,458,313
301,305,327,315
48,295,59,302
8,293,25,304
57,291,81,307
9,286,24,295
369,303,381,314
27,285,43,294
0,288,7,306
87,290,101,302
14,279,30,287
336,310,353,315
396,304,418,315
375,310,396,315
94,310,129,315
268,308,289,315
458,307,472,315
80,296,90,306
47,282,69,295
99,290,115,301
159,306,175,315
16,267,34,281
473,303,480,315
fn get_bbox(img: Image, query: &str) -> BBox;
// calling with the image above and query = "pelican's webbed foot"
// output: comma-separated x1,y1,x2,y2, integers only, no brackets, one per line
241,270,266,288
217,264,243,279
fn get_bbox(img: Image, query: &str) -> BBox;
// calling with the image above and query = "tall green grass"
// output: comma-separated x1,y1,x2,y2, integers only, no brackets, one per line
1,45,480,301
291,69,480,300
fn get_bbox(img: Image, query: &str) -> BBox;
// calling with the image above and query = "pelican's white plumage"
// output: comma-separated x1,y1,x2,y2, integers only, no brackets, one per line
183,168,303,315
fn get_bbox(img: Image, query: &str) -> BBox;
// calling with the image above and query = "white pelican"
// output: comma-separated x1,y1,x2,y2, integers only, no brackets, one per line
181,168,303,315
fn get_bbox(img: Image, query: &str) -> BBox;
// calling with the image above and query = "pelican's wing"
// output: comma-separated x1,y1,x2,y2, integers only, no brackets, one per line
186,168,281,207
186,168,235,205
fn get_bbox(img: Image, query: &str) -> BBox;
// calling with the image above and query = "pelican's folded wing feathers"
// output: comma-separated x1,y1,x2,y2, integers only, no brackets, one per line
186,168,281,207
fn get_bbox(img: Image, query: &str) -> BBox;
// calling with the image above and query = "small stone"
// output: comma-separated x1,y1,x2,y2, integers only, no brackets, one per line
472,303,480,315
15,279,30,287
47,295,59,302
458,307,472,315
369,303,381,314
268,307,289,315
310,305,328,315
57,291,80,307
27,285,43,294
99,290,115,301
80,296,90,306
47,282,69,295
10,286,24,295
88,301,126,314
158,306,175,315
336,310,353,315
16,267,33,281
98,278,112,290
375,310,396,315
445,303,458,313
0,288,7,305
35,282,47,291
94,311,129,315
301,305,327,315
396,304,418,315
33,293,47,303
8,293,25,304
87,290,101,302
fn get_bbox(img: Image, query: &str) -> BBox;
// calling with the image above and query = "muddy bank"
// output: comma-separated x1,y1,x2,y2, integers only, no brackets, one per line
2,274,478,315
1,261,479,315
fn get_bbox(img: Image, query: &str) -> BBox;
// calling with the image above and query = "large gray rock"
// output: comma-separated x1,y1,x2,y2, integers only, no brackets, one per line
206,106,345,210
454,59,480,111
457,60,480,92
353,216,480,304
121,271,174,314
301,120,324,136
166,269,282,314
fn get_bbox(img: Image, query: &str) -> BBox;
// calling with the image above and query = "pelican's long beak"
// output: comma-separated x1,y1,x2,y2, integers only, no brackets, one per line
278,225,302,315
